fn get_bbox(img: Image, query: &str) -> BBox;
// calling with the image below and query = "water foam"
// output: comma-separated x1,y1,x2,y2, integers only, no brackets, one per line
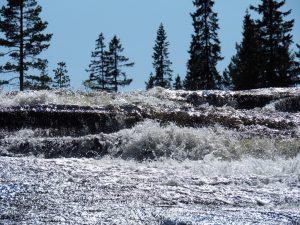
108,120,300,160
1,120,299,161
0,88,181,108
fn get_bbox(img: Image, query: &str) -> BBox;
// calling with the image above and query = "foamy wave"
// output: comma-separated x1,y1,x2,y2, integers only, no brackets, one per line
1,120,299,161
0,88,181,108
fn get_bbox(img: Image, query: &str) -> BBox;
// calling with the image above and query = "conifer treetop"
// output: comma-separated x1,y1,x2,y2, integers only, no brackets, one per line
0,0,52,91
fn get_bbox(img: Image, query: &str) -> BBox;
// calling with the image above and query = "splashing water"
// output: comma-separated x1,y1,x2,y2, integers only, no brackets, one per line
0,88,299,224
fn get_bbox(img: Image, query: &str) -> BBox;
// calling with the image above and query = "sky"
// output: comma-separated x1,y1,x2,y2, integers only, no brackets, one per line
23,1,300,91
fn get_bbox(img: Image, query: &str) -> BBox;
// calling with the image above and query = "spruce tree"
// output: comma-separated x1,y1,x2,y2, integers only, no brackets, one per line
52,62,70,89
250,0,297,87
185,0,223,90
221,66,234,90
85,33,108,90
106,36,134,92
145,72,155,90
173,74,183,90
227,11,261,90
0,0,52,91
147,23,173,89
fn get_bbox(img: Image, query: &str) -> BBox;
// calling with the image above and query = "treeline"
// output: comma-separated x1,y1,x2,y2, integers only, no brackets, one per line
0,0,299,92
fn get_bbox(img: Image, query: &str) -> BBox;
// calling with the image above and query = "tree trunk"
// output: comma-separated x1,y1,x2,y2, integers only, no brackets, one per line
114,51,118,92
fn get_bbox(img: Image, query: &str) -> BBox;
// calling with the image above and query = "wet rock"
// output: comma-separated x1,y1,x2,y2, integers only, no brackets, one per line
185,91,296,109
275,96,300,112
0,105,143,136
3,136,110,158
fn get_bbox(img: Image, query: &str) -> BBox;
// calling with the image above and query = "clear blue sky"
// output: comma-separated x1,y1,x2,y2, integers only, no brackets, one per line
39,0,300,91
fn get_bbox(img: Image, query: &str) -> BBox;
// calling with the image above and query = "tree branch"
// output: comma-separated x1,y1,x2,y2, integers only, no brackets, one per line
0,50,18,57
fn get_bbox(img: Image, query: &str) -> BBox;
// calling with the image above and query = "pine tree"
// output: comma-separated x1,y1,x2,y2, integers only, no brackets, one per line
0,0,52,91
173,74,183,90
106,36,134,92
85,33,108,90
52,62,70,89
185,0,223,90
148,23,173,89
250,0,297,87
226,11,261,90
145,72,155,90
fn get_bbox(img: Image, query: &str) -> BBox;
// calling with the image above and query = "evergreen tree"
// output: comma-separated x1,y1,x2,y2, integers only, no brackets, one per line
106,36,134,92
291,44,300,83
36,60,52,90
85,33,108,90
25,59,52,90
221,66,234,90
145,72,154,90
296,44,300,59
148,23,173,89
226,11,261,90
0,0,52,91
185,0,223,90
173,74,183,90
250,0,297,87
52,62,70,89
295,44,300,69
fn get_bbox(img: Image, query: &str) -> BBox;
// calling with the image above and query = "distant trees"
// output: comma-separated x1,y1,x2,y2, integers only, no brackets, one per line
221,67,233,91
146,23,173,89
52,62,70,89
250,0,298,88
84,34,134,92
184,0,223,91
223,0,299,90
172,0,300,91
0,0,299,92
145,72,155,90
0,0,52,91
225,11,261,90
173,74,183,90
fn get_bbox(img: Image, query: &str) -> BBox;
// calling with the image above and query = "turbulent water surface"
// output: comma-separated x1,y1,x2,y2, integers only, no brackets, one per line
0,88,299,224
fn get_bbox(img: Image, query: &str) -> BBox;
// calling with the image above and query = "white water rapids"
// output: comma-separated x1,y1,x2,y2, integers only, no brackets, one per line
0,88,299,224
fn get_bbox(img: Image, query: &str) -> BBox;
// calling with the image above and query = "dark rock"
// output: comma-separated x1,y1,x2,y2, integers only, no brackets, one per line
0,105,143,136
275,96,300,112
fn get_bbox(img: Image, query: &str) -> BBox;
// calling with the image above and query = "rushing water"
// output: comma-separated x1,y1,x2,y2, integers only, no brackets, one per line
0,88,299,224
